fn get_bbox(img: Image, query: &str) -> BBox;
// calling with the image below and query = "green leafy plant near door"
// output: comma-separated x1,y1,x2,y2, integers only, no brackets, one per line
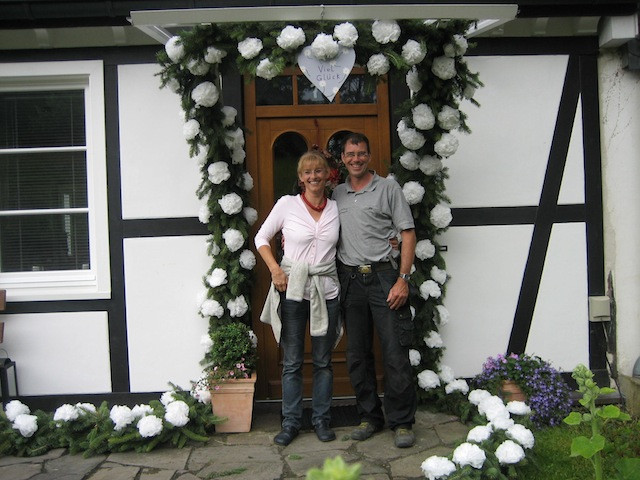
563,364,640,480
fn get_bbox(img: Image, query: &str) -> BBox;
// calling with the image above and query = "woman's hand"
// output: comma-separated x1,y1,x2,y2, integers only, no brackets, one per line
271,267,288,292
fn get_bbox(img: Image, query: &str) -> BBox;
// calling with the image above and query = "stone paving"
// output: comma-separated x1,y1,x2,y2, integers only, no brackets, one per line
0,407,469,480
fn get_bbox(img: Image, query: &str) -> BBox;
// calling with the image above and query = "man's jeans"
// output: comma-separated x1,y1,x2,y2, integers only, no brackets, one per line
339,267,417,430
280,296,340,430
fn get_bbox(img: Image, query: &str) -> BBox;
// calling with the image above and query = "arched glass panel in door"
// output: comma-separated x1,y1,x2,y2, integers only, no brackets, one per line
273,132,308,201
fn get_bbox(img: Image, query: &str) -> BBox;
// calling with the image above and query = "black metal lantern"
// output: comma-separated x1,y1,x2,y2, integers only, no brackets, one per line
0,357,19,408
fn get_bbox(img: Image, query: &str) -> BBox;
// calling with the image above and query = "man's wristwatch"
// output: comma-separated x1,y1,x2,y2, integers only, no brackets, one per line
398,273,410,282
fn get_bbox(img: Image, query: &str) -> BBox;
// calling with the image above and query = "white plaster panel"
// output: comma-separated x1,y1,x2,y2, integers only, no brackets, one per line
118,64,201,220
449,55,569,208
558,99,585,205
124,235,210,392
526,223,589,371
0,312,111,395
438,225,532,378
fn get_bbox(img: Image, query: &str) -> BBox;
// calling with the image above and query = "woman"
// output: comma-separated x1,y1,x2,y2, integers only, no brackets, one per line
255,150,341,446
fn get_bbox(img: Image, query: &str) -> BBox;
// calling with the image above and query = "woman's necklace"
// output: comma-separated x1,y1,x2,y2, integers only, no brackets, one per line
301,192,327,212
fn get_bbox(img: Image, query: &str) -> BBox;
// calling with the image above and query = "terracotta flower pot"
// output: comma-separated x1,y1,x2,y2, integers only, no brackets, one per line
500,379,527,403
210,373,257,433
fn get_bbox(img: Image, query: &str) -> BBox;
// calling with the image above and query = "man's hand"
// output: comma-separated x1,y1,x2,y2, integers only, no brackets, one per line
387,278,409,310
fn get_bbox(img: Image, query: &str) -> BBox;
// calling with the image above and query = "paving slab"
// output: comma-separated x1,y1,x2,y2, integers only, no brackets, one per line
44,455,105,476
434,420,469,446
0,462,42,480
85,464,139,480
107,447,191,471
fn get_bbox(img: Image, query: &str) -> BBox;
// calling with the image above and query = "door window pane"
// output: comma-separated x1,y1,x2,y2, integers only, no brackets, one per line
273,132,307,200
256,76,293,105
339,75,376,104
297,75,331,105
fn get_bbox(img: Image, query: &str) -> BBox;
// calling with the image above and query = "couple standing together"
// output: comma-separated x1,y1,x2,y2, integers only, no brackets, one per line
255,132,418,449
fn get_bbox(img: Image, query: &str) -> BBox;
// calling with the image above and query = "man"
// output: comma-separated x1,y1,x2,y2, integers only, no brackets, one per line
332,132,418,448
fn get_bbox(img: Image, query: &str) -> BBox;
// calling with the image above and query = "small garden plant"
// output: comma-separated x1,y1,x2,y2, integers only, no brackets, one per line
563,364,640,480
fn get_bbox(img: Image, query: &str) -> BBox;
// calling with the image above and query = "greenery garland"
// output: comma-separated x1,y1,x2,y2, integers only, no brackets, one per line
156,18,482,409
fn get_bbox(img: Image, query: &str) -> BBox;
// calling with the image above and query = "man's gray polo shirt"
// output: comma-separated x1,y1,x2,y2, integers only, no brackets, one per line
332,172,415,266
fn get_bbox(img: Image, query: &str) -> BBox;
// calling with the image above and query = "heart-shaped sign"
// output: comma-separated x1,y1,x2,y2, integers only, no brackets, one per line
297,47,355,102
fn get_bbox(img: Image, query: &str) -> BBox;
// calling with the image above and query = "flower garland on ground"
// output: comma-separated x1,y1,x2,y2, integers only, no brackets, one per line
0,389,219,457
156,19,482,410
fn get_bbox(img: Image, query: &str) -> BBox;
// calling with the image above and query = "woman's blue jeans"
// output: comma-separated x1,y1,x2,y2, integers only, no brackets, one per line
280,295,340,430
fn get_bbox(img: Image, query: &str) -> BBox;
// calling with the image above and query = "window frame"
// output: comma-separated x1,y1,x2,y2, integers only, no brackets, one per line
0,61,110,301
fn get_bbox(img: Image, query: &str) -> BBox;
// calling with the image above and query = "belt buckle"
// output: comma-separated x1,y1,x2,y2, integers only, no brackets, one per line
357,264,372,274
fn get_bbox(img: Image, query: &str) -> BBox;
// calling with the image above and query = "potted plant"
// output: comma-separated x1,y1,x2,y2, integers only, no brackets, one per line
472,353,573,427
200,321,258,433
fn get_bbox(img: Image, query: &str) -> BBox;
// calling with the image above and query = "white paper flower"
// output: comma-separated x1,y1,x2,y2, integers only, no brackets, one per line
431,266,447,284
434,304,450,325
432,56,457,80
506,424,535,449
160,391,178,406
371,20,401,44
412,104,435,130
165,78,180,93
231,148,246,165
198,204,210,224
424,330,444,348
110,405,134,431
438,365,455,383
444,34,468,57
75,403,97,416
137,415,163,437
223,228,245,252
311,33,340,60
209,239,220,256
420,156,443,176
243,207,258,226
277,25,306,50
467,424,493,443
468,389,492,406
402,39,426,65
249,330,258,348
495,440,526,465
193,145,209,166
205,45,227,64
192,387,211,405
256,58,280,80
452,442,486,469
409,349,421,366
238,37,263,59
227,295,249,317
477,394,506,415
239,249,257,270
415,239,436,260
417,369,441,389
443,43,457,58
54,404,79,422
201,299,224,318
398,151,420,171
463,85,476,99
507,401,532,416
5,400,30,422
421,456,456,480
165,36,184,63
183,119,200,140
435,132,459,158
438,105,461,130
221,106,237,127
366,53,390,76
191,81,219,108
333,22,358,47
406,67,422,93
224,127,245,150
218,192,243,215
430,204,453,229
207,268,228,288
165,400,190,427
445,379,470,394
238,172,254,191
131,404,153,420
420,280,442,300
187,59,210,76
397,119,426,150
208,161,231,184
402,181,425,205
200,334,213,351
13,414,38,437
492,415,516,430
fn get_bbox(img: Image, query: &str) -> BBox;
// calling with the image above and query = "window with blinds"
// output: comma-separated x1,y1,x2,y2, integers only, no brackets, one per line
0,89,90,273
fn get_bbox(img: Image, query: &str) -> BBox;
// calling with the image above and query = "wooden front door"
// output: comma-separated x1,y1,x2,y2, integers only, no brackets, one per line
244,69,390,400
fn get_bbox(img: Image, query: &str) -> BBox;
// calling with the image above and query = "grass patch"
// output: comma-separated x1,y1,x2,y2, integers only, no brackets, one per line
519,417,640,480
205,467,248,479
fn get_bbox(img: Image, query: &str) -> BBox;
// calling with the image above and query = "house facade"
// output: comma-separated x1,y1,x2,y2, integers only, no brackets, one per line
1,0,639,412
